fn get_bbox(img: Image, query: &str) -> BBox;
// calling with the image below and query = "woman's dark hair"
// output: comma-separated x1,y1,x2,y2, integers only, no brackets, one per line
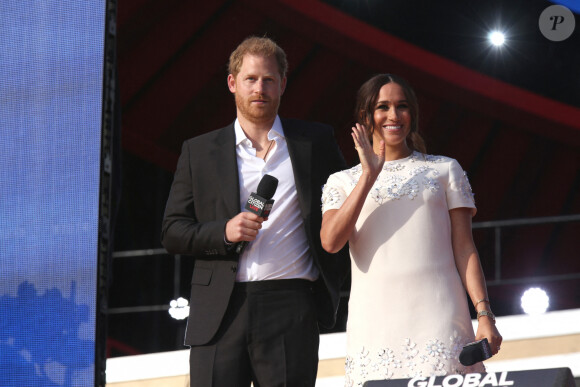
355,74,426,154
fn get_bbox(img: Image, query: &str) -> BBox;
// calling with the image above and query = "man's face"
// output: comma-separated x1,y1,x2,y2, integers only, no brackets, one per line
228,54,286,125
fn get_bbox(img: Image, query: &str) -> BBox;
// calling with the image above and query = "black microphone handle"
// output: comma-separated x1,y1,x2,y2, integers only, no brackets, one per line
235,240,248,255
459,338,491,366
235,174,278,255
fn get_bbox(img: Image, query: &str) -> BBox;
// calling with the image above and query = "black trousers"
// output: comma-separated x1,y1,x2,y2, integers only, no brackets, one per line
189,279,320,387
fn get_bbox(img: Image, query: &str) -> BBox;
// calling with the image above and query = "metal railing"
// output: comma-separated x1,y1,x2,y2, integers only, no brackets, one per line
109,214,580,315
472,213,580,286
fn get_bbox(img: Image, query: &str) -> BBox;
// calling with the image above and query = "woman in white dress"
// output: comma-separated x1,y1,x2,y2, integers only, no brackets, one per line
320,74,502,386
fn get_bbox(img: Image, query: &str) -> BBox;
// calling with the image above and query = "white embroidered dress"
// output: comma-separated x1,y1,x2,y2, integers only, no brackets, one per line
321,152,485,386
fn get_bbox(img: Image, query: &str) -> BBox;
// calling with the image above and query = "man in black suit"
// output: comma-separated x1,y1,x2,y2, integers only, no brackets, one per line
161,36,349,386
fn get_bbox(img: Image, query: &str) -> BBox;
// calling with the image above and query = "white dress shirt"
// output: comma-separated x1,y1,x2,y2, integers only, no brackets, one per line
234,116,319,282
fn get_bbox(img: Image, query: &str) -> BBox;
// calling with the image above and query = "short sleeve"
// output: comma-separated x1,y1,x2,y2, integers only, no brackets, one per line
321,173,348,214
446,159,477,216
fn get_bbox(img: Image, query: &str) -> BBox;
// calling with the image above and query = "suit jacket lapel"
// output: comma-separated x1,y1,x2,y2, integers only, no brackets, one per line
283,119,312,219
211,124,240,217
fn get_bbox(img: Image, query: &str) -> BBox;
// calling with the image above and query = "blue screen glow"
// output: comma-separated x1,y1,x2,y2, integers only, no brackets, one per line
0,1,105,385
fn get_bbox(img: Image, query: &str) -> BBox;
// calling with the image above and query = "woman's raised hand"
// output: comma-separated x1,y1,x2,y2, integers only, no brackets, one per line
352,123,385,179
321,124,384,254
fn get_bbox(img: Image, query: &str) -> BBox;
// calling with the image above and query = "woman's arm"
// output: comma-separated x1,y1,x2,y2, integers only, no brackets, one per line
450,207,503,355
321,173,375,253
320,124,385,253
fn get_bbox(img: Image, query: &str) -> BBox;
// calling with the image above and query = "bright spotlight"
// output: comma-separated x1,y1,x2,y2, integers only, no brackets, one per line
168,297,190,320
521,287,549,315
488,31,506,46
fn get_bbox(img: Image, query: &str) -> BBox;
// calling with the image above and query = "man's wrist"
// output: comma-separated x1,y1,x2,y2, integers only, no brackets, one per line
224,222,234,246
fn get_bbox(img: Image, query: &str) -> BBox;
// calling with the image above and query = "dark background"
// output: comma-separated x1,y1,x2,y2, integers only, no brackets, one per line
107,0,580,357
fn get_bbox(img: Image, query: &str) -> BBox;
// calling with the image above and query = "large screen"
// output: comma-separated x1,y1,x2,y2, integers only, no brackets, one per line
0,1,106,385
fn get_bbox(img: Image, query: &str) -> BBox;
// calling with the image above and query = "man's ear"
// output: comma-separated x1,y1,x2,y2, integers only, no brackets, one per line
227,74,236,94
280,76,287,95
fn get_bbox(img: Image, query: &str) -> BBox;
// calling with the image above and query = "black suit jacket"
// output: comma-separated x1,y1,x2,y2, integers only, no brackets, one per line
161,118,349,346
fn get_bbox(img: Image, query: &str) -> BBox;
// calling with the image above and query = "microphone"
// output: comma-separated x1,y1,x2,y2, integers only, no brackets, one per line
235,174,279,254
459,338,492,366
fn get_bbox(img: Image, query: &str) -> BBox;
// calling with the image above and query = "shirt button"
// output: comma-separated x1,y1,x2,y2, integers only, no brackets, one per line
231,265,237,273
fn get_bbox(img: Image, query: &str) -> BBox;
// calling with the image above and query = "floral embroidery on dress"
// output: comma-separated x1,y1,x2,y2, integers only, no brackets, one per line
375,348,396,379
321,184,342,210
345,332,471,385
460,171,475,202
409,166,429,176
348,164,363,177
423,177,439,192
322,152,474,213
358,347,371,382
425,339,445,357
364,153,446,204
345,356,355,380
383,162,406,172
402,339,421,378
448,330,465,372
423,154,447,163
370,176,419,203
426,339,451,376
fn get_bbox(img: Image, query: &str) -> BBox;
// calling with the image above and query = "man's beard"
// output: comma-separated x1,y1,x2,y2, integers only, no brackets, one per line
235,93,280,124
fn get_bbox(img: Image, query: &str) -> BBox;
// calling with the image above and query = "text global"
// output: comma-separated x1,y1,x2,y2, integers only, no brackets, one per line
408,372,515,387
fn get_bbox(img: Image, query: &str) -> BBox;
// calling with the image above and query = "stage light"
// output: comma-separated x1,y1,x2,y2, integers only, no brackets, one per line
521,287,549,315
168,297,190,320
488,31,506,46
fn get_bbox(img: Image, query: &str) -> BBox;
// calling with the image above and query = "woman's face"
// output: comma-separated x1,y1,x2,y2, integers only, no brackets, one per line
371,82,411,150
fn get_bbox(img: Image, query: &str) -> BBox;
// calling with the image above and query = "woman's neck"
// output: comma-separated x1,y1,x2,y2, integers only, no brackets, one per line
379,144,413,162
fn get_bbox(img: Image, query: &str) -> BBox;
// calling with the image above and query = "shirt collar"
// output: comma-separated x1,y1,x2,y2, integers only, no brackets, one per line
234,115,285,146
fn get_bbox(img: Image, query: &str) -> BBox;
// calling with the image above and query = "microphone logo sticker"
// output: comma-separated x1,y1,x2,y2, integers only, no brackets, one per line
246,196,265,211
